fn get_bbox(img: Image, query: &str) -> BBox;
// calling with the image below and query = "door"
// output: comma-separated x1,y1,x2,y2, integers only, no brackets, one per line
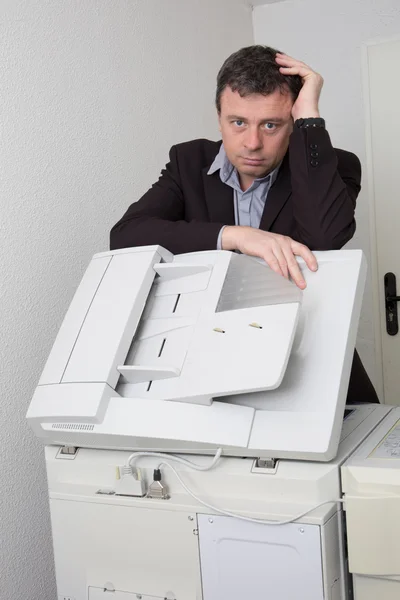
366,37,400,405
198,513,324,600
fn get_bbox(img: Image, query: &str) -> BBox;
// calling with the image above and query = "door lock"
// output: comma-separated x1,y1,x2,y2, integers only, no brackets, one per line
384,272,400,335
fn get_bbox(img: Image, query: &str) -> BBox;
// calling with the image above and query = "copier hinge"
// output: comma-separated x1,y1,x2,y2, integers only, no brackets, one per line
56,446,79,459
254,457,277,470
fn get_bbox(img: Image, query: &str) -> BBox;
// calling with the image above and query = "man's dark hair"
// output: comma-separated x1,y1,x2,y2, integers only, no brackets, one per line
216,45,302,113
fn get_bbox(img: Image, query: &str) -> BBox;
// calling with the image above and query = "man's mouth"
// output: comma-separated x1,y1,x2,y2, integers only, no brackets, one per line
241,157,264,165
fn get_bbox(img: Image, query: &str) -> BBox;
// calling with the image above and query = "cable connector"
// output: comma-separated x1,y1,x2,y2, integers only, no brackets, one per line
115,465,146,497
146,468,169,500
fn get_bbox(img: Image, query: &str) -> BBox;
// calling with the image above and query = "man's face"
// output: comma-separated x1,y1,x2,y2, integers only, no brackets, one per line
218,86,294,190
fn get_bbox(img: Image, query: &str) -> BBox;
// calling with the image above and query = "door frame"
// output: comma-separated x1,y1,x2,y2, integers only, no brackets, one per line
361,34,400,402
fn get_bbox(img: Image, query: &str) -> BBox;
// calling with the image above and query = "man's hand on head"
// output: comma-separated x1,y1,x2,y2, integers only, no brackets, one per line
221,226,318,290
275,53,324,122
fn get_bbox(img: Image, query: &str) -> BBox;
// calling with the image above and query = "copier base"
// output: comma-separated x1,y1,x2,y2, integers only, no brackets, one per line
46,404,391,600
49,489,345,600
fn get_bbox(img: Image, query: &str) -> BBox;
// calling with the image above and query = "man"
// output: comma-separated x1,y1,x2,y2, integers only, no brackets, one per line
110,45,378,404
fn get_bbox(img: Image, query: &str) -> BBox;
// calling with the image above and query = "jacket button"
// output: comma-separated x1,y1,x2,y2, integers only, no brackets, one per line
311,151,319,158
310,159,319,167
310,144,318,149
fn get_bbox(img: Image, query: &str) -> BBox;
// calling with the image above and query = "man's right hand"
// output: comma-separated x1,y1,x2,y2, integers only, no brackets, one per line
221,226,318,290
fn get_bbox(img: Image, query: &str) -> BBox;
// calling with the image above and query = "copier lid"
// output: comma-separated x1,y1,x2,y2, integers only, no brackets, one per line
27,246,366,462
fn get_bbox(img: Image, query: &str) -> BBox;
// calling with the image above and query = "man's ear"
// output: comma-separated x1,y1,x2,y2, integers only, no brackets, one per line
217,112,222,133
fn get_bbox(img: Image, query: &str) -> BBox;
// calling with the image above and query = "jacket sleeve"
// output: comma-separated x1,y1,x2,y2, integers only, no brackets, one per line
110,145,224,254
288,126,360,250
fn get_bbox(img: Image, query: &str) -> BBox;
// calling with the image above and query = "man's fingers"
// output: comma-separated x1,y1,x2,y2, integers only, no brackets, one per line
237,228,317,289
275,53,308,69
275,52,296,61
271,244,289,279
262,250,285,279
289,262,306,290
281,246,306,289
278,65,312,78
291,241,318,272
276,54,318,80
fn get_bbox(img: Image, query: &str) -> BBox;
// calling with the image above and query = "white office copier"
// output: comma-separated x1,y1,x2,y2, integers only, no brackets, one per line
27,246,400,600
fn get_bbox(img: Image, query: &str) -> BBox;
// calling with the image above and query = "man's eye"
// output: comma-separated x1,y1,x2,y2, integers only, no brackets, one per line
234,120,245,127
264,123,276,130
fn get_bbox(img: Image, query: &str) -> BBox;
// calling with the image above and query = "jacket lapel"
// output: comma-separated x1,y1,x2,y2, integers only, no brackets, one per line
202,167,235,225
259,153,292,231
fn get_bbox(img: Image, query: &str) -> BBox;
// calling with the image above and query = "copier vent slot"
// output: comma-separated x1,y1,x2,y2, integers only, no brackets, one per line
52,423,95,431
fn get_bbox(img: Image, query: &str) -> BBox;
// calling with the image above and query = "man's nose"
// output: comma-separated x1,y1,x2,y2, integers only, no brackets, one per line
244,128,263,151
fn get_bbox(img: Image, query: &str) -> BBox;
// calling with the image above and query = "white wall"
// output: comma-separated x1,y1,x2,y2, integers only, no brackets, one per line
253,0,400,393
0,1,253,598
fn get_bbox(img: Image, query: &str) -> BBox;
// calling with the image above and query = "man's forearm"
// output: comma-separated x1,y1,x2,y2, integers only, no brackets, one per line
288,126,359,250
110,215,224,255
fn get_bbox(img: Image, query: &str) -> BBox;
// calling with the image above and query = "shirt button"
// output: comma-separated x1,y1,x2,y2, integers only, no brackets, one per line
311,152,319,158
310,144,318,149
310,159,319,167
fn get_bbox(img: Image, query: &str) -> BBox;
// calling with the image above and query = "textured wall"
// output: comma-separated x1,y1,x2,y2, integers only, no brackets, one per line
253,0,400,395
0,1,253,598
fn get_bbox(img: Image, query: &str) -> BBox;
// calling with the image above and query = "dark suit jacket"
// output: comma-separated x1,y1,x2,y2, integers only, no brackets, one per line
110,127,379,404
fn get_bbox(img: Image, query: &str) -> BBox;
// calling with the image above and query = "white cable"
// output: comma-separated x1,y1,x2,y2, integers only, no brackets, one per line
127,448,223,472
127,450,400,525
128,449,345,525
157,459,344,526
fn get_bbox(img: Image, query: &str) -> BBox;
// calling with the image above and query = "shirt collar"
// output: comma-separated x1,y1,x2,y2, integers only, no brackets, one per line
207,143,281,187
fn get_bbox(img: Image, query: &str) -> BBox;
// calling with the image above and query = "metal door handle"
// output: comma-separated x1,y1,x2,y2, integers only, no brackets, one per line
385,272,399,335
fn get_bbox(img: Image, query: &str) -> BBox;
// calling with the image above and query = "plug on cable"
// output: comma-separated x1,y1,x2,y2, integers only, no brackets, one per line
146,468,169,500
115,465,146,497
